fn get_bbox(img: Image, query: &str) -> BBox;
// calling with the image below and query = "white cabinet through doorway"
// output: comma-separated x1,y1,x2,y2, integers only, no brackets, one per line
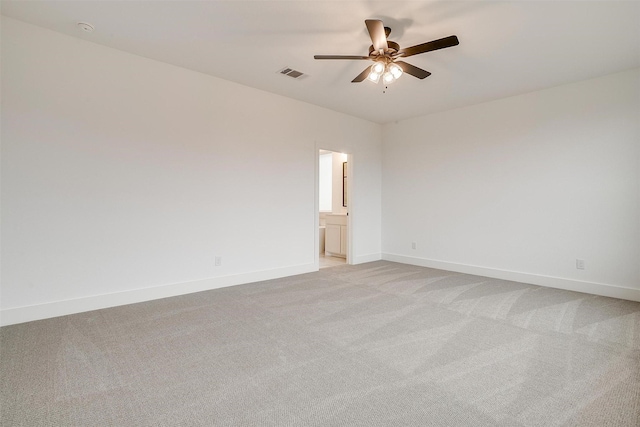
325,214,347,258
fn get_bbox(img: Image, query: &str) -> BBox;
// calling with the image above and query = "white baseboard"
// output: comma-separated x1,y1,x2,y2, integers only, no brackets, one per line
0,263,316,327
352,253,382,264
382,253,640,302
5,255,635,327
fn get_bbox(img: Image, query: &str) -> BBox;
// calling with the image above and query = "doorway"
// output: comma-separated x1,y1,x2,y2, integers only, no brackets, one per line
317,149,351,269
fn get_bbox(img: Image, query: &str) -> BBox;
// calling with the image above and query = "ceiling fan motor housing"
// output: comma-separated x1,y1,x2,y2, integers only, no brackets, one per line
369,40,400,56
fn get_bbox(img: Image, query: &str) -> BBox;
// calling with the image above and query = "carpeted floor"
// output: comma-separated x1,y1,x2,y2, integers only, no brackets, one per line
1,261,639,426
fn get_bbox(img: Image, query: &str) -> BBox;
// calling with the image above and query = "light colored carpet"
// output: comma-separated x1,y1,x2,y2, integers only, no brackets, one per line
1,261,639,426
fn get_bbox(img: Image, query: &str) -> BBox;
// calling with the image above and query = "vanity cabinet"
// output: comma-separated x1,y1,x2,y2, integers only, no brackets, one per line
325,214,347,257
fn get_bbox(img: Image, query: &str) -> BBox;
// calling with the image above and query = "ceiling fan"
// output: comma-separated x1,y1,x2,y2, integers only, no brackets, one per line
314,19,459,84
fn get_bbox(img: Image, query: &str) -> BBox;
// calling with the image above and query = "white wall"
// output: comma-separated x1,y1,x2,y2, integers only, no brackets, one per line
0,17,382,325
318,153,332,212
382,69,640,300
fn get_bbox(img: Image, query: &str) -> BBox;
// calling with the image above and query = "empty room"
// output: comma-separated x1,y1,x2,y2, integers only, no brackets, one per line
1,1,639,425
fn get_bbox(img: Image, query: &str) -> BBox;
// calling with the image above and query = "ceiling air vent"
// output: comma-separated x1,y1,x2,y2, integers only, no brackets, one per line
279,67,306,79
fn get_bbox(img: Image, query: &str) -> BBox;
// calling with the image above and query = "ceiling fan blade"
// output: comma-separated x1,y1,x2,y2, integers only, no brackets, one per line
365,19,388,52
399,35,459,58
314,55,371,60
395,61,431,79
352,65,373,83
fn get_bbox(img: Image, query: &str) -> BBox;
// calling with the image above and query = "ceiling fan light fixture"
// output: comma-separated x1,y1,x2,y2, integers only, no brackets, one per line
371,62,385,74
367,71,381,83
368,61,384,82
389,63,403,79
382,70,395,84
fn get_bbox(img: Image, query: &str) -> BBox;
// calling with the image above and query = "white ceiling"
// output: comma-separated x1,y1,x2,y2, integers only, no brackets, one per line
2,1,639,124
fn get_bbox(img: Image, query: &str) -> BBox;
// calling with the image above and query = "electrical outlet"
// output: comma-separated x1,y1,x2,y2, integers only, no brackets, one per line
411,242,417,250
215,256,222,267
576,259,585,270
